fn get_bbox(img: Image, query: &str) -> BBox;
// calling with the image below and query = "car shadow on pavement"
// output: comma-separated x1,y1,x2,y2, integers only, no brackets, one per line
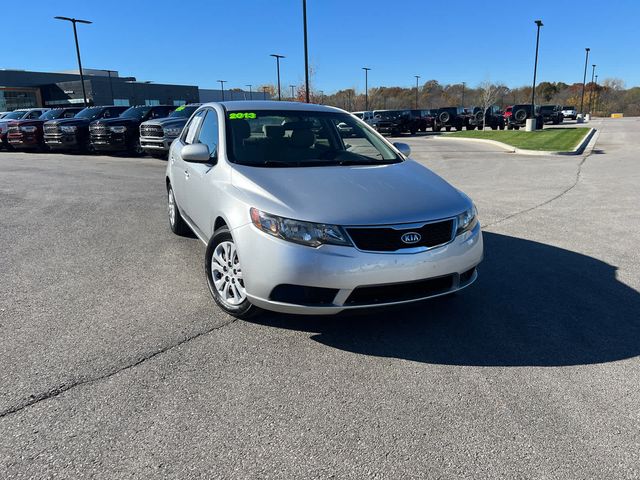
249,232,640,367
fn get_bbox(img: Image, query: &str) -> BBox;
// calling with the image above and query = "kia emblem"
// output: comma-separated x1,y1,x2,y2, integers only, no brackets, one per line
401,232,422,244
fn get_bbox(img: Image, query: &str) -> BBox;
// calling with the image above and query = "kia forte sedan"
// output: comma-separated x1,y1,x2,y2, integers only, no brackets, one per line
166,101,483,317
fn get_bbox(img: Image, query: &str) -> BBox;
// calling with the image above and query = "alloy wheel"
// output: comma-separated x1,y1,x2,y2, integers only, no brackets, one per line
211,241,246,306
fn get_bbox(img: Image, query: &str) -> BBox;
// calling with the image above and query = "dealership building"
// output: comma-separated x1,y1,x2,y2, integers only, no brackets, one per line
0,69,265,111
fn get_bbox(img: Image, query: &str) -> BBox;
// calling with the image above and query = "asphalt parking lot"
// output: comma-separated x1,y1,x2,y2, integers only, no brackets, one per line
1,118,638,478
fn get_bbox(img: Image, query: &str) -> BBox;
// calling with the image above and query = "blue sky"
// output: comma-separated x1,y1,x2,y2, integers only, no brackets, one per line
4,0,639,92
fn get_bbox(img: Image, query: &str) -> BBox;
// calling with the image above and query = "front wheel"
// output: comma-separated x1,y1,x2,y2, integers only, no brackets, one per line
167,185,191,236
205,227,258,318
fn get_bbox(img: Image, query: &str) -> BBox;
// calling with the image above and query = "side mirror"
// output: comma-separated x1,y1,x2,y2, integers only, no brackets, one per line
181,143,211,162
393,142,411,157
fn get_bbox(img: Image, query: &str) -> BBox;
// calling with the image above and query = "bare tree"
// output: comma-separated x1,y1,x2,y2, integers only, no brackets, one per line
477,81,501,130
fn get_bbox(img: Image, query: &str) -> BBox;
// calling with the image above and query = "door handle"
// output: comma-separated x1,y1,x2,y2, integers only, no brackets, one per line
184,170,190,179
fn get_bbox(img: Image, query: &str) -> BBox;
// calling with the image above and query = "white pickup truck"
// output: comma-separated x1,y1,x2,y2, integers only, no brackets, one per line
561,106,577,120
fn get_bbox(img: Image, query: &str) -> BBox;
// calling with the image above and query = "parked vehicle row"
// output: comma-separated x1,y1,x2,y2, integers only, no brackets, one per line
0,104,202,158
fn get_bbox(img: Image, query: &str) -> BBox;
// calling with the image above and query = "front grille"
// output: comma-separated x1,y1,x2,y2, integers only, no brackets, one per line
90,124,108,135
345,274,454,306
269,284,338,306
44,124,60,135
140,125,164,137
346,219,455,252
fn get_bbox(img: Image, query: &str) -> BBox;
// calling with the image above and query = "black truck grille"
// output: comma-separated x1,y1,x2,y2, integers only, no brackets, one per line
89,124,108,135
346,219,455,252
345,274,454,305
140,125,164,137
44,124,60,135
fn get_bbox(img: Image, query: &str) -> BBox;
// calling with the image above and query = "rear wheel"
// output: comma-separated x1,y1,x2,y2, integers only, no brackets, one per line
205,227,259,319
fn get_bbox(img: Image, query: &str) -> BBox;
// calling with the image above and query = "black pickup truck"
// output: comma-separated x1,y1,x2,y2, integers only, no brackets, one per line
467,105,505,130
44,106,129,152
89,105,175,154
432,107,467,132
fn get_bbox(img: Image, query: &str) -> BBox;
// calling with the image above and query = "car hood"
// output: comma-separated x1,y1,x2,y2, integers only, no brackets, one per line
92,117,142,127
47,117,92,127
231,160,470,226
9,119,45,127
141,117,188,128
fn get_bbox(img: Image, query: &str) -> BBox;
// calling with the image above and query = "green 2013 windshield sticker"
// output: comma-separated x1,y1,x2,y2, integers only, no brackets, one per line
229,112,256,120
175,105,186,112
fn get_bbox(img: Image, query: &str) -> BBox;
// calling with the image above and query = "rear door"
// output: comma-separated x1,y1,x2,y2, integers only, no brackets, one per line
170,109,206,226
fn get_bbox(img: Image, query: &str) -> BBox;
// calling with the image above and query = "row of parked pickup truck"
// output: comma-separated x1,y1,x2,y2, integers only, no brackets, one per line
353,104,575,135
0,104,201,158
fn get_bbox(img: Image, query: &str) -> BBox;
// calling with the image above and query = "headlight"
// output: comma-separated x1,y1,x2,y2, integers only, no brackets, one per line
250,208,351,247
20,126,37,133
109,126,126,133
60,126,77,133
456,205,478,235
164,127,182,137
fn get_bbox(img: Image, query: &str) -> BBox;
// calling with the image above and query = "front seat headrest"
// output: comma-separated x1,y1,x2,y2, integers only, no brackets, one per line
290,129,315,148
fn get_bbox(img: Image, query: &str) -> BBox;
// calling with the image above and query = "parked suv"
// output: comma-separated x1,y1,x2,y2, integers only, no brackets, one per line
561,105,577,120
166,101,482,318
44,106,129,152
467,105,505,130
90,105,175,154
139,104,201,158
0,108,50,149
433,107,467,132
374,110,421,135
540,105,564,125
7,108,82,150
507,104,543,130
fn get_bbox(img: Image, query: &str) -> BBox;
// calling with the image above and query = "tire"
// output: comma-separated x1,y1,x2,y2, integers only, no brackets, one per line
167,184,191,236
445,126,452,132
507,124,513,130
439,112,451,123
514,109,527,122
433,125,441,132
514,126,520,130
205,226,258,319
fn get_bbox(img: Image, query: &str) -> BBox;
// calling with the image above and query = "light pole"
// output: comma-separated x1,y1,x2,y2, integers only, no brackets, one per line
105,69,116,104
414,75,421,109
217,80,226,101
262,86,268,100
579,47,590,118
270,54,285,101
302,0,310,103
362,67,371,110
54,16,92,107
246,84,252,100
588,64,596,114
531,20,543,112
594,74,599,114
461,82,466,106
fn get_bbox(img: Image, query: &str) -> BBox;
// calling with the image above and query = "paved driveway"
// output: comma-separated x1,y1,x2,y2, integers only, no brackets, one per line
0,118,638,479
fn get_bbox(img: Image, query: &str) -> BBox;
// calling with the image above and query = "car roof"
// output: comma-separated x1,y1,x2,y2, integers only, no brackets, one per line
211,100,345,114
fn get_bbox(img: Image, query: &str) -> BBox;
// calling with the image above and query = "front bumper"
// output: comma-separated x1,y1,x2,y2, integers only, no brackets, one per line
8,133,39,148
233,221,483,315
44,133,81,149
90,133,128,151
140,136,175,151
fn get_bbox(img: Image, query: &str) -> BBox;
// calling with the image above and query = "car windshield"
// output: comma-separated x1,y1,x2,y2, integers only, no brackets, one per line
40,110,66,121
3,111,28,120
120,106,152,119
225,110,401,168
169,105,199,118
75,108,103,120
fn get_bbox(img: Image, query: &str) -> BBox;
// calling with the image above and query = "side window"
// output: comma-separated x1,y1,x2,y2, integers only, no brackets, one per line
28,111,41,119
63,111,76,118
195,110,219,158
183,110,206,145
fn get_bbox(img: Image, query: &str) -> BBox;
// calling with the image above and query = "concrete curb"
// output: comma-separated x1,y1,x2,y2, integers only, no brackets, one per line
434,128,596,156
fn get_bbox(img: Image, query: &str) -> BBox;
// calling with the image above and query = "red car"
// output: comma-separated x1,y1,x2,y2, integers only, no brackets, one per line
8,107,83,150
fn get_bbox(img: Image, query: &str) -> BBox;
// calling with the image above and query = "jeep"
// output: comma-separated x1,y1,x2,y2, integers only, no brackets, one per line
507,104,543,130
467,105,505,130
539,105,564,124
433,107,467,132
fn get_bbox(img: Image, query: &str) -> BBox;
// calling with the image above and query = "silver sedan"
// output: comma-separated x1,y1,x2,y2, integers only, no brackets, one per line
166,101,483,317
